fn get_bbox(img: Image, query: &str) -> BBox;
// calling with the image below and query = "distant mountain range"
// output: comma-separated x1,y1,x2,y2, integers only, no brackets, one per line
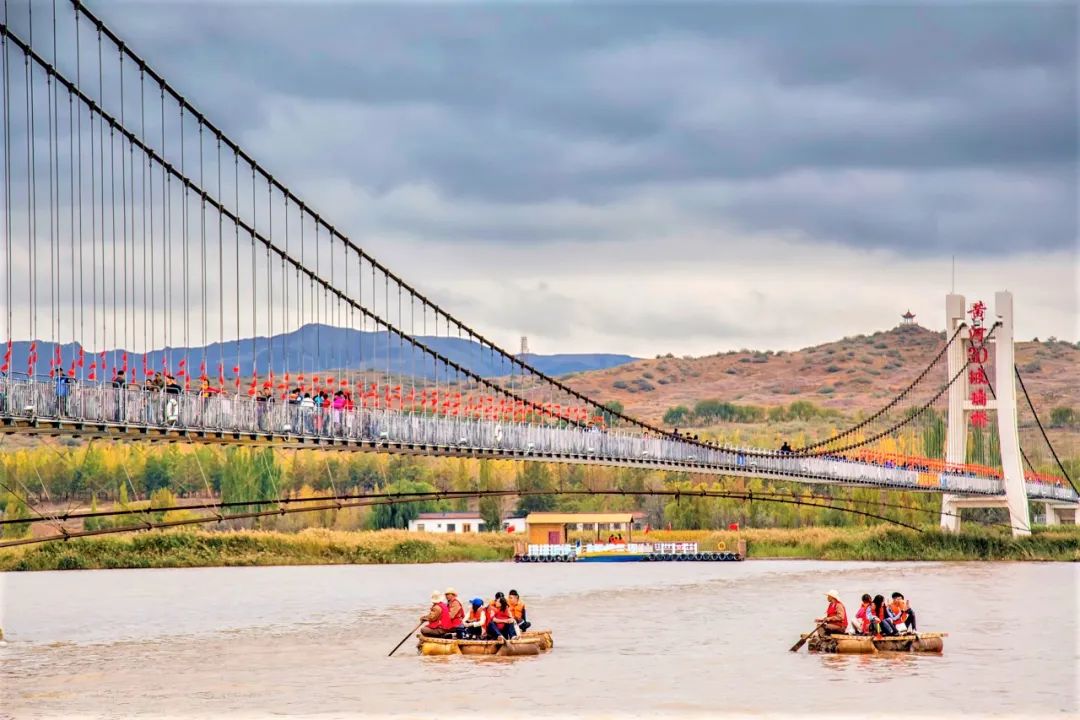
2,323,637,379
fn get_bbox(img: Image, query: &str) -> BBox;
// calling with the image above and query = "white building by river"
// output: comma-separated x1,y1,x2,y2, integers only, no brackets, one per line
408,512,485,533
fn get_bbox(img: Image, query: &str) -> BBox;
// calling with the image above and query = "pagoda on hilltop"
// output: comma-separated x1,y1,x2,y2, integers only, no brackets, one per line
900,309,916,326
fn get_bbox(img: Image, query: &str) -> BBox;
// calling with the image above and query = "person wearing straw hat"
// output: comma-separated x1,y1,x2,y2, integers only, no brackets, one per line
816,589,848,635
419,590,452,638
444,588,465,638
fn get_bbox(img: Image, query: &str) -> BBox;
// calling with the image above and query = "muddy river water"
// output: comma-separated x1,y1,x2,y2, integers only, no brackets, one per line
1,560,1076,718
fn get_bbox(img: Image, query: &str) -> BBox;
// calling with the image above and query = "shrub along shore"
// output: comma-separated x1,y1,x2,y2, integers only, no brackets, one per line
1,525,1078,571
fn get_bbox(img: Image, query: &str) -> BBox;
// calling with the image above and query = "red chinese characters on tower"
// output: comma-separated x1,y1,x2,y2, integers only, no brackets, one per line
967,300,990,428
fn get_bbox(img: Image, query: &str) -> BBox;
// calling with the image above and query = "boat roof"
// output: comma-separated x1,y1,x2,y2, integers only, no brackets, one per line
525,512,634,524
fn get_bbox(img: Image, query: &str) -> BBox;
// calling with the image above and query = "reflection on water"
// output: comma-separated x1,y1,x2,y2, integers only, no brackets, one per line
1,560,1076,717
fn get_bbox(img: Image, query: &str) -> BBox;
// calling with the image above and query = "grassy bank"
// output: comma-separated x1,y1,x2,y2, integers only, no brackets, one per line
631,526,1080,561
0,529,519,571
2,525,1078,571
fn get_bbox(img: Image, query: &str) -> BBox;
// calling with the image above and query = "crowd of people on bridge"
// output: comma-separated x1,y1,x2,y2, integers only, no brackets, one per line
818,589,917,638
419,588,531,641
1,369,1072,494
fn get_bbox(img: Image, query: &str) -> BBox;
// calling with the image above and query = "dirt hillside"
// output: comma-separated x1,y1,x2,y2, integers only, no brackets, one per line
560,324,1079,425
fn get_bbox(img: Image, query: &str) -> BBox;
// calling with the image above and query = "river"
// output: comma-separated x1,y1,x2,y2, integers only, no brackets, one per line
1,560,1076,718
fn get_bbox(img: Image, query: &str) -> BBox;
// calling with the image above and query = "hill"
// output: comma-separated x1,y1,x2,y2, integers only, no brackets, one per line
559,324,1080,426
3,324,637,380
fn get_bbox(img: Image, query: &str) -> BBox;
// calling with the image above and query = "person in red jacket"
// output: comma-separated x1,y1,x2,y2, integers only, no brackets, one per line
488,596,517,640
419,591,451,638
444,588,465,638
816,589,848,635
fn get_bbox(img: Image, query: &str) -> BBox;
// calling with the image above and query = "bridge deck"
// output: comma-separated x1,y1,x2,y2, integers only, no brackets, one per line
1,379,1075,503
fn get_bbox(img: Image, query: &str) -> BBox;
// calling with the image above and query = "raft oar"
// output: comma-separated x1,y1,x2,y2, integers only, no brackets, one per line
789,622,827,653
389,622,424,657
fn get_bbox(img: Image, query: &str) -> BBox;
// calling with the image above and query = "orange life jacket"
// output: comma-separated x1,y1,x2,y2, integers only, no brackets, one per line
826,600,847,628
508,598,526,621
466,606,487,624
446,599,465,628
889,601,908,624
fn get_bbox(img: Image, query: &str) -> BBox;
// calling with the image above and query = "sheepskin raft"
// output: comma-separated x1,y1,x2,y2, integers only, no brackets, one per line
806,632,946,654
416,630,553,657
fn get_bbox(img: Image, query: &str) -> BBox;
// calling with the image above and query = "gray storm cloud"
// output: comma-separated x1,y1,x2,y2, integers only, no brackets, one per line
74,2,1078,355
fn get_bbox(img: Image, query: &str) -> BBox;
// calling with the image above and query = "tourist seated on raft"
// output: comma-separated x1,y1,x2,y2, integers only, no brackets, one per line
855,594,883,636
419,590,460,638
444,587,466,637
488,596,517,640
816,590,848,635
507,589,530,632
463,598,490,639
889,592,916,633
872,595,898,636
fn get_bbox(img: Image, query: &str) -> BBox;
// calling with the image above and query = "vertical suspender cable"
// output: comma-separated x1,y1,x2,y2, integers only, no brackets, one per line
74,8,82,379
119,46,127,379
96,26,104,380
163,87,171,375
217,137,223,390
250,165,256,390
26,7,37,378
140,68,147,377
180,106,188,388
266,182,272,391
283,195,289,393
1,0,9,376
46,7,55,379
199,120,206,383
233,153,239,393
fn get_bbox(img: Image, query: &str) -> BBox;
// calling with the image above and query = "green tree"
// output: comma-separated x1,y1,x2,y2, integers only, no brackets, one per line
515,462,555,514
2,491,31,539
143,452,175,495
477,461,503,531
366,479,442,529
663,405,692,426
922,412,946,459
599,400,625,427
1049,407,1076,428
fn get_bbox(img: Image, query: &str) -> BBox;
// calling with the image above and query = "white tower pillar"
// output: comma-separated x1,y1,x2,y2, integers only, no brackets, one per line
992,291,1031,536
940,294,966,531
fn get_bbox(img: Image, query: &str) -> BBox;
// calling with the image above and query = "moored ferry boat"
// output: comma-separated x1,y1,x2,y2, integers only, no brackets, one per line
514,541,745,563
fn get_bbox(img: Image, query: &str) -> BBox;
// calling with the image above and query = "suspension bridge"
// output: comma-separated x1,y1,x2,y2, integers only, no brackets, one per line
0,1,1074,546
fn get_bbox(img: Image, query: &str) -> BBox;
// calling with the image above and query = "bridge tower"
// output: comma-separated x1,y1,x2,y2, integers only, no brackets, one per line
941,291,1031,536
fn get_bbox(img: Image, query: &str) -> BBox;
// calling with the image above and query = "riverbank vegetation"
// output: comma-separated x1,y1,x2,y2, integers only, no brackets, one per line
1,436,1074,543
2,525,1077,571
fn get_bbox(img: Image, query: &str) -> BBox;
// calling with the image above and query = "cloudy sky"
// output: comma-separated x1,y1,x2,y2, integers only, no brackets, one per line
97,1,1077,357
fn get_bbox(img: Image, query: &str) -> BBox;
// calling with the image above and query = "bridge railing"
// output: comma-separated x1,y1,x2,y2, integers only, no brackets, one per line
0,376,1074,502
